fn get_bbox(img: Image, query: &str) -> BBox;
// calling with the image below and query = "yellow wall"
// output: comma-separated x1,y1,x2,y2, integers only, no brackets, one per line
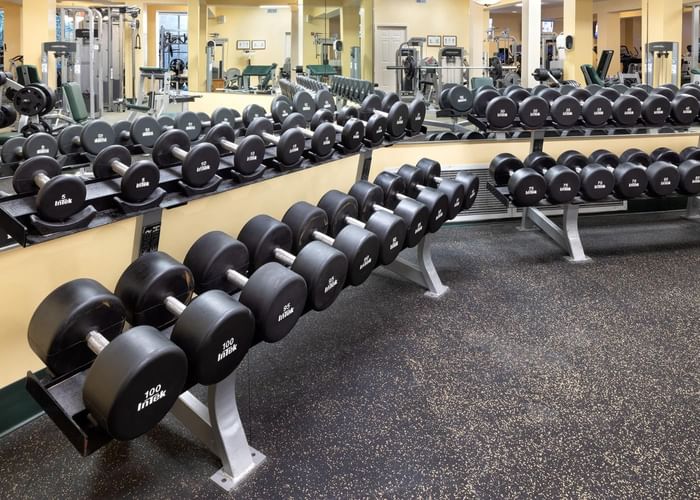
211,6,290,72
373,0,470,61
1,2,21,69
147,4,188,67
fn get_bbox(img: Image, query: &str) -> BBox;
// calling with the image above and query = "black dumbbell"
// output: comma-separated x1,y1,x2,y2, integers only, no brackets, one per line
488,153,546,206
472,87,517,128
517,93,550,129
57,121,115,155
1,132,58,164
396,162,479,219
667,93,700,125
522,151,582,204
679,146,700,163
374,172,449,234
348,180,429,247
113,117,162,149
336,106,386,147
585,149,648,199
293,88,336,114
245,117,305,166
555,150,615,201
115,252,255,386
184,231,307,343
238,215,348,312
241,97,293,128
649,147,700,195
92,145,160,203
170,110,204,141
439,85,473,113
12,156,86,221
617,149,679,197
360,93,410,139
28,278,188,440
204,123,266,175
640,93,671,125
318,190,407,266
578,93,613,127
281,112,336,158
549,93,583,128
283,200,381,286
151,129,220,187
192,107,239,132
310,108,365,152
406,99,427,134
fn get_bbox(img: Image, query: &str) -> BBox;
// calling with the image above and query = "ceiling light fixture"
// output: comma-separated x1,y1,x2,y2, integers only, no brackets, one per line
474,0,501,6
259,5,290,9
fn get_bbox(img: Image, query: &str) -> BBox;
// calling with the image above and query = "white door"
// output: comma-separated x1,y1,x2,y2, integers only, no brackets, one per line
374,26,407,91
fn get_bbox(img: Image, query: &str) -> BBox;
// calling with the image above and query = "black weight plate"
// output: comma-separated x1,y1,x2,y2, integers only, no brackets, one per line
385,102,409,138
29,83,56,115
131,116,161,148
211,107,236,126
233,135,266,175
310,123,336,157
293,91,316,121
407,99,426,133
175,111,202,141
152,129,190,167
157,115,175,129
275,128,305,165
0,105,17,128
80,120,115,155
180,143,220,187
315,89,336,112
93,144,132,180
24,132,57,159
13,86,46,116
271,99,292,123
57,124,83,154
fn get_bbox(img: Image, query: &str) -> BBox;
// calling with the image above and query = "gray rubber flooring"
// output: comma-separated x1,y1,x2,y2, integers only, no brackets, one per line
1,211,698,498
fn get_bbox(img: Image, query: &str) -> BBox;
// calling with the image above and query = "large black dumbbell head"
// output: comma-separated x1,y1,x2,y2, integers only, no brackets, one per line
381,92,400,111
650,147,680,165
242,104,266,127
489,153,545,206
2,132,58,164
645,162,680,197
557,150,614,201
282,112,335,157
175,111,202,141
670,93,700,125
611,95,642,126
395,165,451,230
205,123,265,175
184,231,306,343
596,87,620,102
550,95,582,127
115,251,254,385
158,114,175,130
93,145,160,203
518,95,549,129
315,89,336,112
441,85,473,112
247,117,304,166
113,120,133,147
13,156,86,221
473,88,499,116
349,180,428,248
29,279,187,440
181,142,220,187
651,86,675,100
641,94,671,125
335,106,359,125
619,148,651,166
677,160,700,195
590,149,646,199
283,201,380,285
362,94,408,138
505,86,530,104
680,146,700,162
679,85,700,101
536,87,560,103
407,99,427,133
364,114,388,145
152,128,190,167
318,190,405,265
210,107,237,126
293,91,316,121
130,116,161,148
582,95,612,127
484,96,517,129
625,86,649,101
238,215,347,311
524,151,580,204
565,87,592,102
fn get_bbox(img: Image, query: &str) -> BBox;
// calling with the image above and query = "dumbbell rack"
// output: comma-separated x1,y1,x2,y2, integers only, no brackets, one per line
383,234,448,297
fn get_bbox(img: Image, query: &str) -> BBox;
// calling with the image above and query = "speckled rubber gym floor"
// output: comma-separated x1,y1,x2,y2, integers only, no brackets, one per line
1,211,698,498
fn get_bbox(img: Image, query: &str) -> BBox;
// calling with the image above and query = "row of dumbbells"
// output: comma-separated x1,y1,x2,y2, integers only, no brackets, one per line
491,147,700,206
440,81,700,129
327,75,375,105
28,160,479,441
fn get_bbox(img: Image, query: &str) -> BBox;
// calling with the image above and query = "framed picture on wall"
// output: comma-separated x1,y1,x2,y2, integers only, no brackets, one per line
442,35,457,47
427,35,441,47
252,40,266,50
236,40,250,50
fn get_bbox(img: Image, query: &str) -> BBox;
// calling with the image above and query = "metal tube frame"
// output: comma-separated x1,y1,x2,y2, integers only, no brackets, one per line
518,205,591,263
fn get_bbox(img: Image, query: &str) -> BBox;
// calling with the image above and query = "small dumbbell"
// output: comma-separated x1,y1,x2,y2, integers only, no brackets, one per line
281,112,336,158
57,121,115,155
113,117,161,149
184,231,308,342
12,156,86,221
1,132,58,164
203,123,266,175
28,278,188,440
348,180,429,248
92,145,160,203
310,108,365,152
245,117,305,167
115,251,255,386
488,153,546,206
238,215,348,312
151,129,220,188
318,190,407,266
283,200,381,286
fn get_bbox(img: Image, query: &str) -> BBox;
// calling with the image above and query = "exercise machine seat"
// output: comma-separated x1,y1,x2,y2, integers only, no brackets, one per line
62,82,89,123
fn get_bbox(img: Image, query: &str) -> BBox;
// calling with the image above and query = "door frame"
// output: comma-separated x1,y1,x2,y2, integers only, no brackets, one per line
374,24,407,91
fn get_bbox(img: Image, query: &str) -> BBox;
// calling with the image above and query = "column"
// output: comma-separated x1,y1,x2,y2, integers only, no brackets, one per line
21,0,56,86
641,0,683,85
290,1,303,77
521,0,541,88
187,0,207,92
469,1,489,77
563,0,593,82
595,2,621,74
